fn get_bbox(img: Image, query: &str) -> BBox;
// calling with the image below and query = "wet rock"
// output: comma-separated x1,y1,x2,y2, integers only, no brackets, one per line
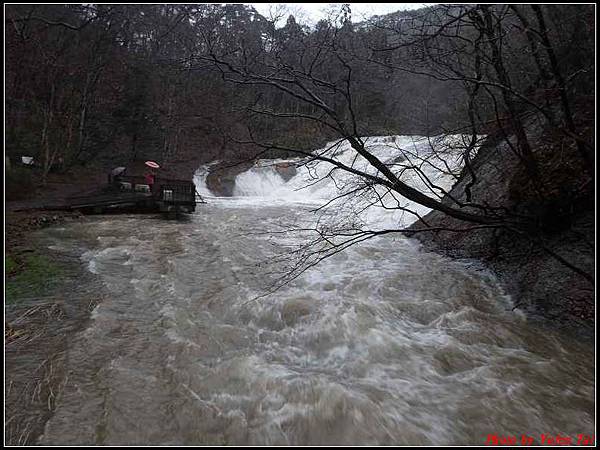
275,162,297,182
205,161,253,196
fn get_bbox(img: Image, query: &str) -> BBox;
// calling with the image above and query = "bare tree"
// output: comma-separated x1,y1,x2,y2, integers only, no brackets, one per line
191,4,593,289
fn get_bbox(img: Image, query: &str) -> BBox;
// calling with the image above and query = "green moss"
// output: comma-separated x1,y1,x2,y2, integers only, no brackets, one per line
5,256,18,273
5,253,64,304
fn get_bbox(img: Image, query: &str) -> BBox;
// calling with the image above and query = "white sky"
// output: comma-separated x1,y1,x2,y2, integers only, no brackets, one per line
250,3,434,26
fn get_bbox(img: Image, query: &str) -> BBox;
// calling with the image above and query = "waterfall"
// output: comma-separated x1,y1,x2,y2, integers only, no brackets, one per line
196,134,481,228
193,162,220,199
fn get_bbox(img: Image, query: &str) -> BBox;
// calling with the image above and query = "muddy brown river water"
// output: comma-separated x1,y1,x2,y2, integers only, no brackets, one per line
30,199,594,445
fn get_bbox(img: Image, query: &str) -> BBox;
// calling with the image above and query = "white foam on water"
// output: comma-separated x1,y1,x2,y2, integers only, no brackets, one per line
197,134,481,230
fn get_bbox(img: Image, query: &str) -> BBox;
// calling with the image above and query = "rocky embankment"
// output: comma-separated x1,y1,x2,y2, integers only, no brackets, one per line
408,118,594,336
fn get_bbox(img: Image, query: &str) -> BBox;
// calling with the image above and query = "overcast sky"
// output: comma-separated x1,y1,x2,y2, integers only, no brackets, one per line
249,3,433,26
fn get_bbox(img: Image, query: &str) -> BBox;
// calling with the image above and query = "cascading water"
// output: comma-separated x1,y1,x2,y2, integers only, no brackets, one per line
193,162,221,199
36,135,594,445
199,135,475,229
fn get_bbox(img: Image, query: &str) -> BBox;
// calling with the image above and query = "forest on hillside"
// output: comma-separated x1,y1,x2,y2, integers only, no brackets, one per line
6,4,593,182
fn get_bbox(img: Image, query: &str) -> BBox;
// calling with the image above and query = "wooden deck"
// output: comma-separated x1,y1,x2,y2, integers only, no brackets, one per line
67,178,197,215
11,175,199,216
67,191,153,209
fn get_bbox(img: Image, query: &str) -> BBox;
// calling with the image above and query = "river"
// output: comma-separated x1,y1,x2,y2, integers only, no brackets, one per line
33,199,594,445
34,136,595,445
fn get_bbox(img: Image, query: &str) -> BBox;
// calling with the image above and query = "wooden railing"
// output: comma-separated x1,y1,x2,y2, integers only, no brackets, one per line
159,183,195,204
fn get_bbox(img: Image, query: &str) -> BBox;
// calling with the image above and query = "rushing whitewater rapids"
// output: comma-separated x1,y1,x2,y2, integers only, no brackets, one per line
36,136,593,445
198,135,477,230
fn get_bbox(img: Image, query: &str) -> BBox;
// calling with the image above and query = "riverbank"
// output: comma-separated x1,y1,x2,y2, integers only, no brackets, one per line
4,209,104,445
408,118,594,338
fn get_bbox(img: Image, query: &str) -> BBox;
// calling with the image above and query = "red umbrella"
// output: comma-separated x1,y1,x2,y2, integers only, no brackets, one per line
145,161,160,169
